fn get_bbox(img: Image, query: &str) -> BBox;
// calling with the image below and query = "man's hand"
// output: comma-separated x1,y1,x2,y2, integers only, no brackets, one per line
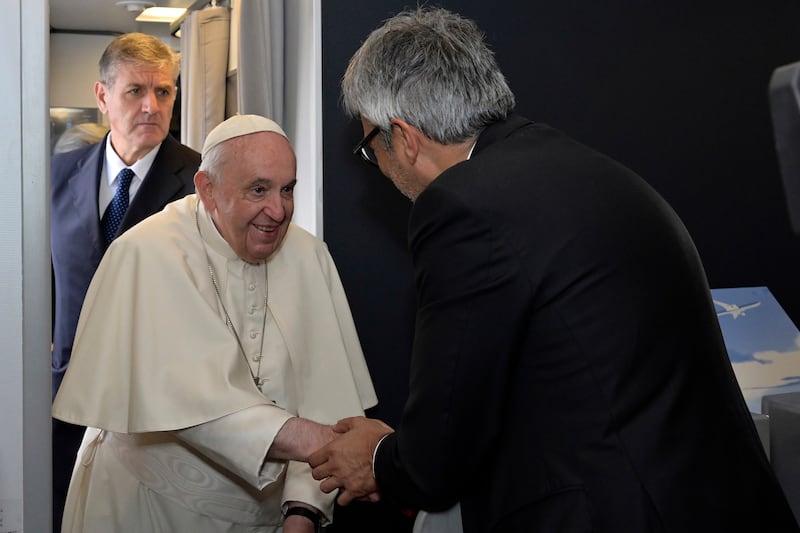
268,417,337,462
308,416,394,505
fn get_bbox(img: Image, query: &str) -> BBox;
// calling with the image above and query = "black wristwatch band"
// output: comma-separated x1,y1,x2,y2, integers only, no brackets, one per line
284,506,321,532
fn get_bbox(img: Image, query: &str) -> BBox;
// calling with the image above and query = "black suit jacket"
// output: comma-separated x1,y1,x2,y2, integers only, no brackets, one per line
51,134,199,394
374,116,798,532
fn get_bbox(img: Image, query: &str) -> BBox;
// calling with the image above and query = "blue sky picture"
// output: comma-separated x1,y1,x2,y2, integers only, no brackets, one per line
712,286,800,413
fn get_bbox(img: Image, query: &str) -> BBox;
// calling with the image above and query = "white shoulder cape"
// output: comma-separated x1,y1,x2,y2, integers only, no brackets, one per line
53,195,377,432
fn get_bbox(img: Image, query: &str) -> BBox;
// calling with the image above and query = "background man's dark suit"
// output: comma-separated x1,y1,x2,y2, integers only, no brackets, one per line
373,115,798,532
50,133,199,530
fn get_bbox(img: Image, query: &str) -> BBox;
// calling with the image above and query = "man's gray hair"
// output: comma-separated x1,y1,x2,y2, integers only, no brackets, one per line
341,7,515,145
99,32,180,88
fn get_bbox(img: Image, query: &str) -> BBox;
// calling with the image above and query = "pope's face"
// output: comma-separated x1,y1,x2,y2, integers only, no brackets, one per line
200,132,296,264
95,61,176,165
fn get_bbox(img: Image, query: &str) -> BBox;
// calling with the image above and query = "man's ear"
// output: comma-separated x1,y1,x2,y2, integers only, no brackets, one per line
390,119,421,165
194,171,216,212
94,81,109,114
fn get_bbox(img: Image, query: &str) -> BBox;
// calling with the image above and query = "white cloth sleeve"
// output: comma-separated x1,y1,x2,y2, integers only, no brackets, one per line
174,404,294,490
281,460,336,526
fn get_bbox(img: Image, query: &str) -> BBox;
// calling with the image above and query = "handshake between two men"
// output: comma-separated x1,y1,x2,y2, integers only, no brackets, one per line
309,416,394,505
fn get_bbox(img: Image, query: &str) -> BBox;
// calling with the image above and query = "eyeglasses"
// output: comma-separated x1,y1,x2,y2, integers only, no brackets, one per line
352,126,380,166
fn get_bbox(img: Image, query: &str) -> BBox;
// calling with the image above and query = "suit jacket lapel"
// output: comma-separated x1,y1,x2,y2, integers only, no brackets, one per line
66,140,105,252
122,135,189,232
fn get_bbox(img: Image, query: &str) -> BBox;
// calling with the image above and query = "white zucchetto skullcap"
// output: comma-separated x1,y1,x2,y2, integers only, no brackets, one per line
201,114,288,159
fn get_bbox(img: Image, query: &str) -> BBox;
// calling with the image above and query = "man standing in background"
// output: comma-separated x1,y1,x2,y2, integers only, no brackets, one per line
50,32,200,531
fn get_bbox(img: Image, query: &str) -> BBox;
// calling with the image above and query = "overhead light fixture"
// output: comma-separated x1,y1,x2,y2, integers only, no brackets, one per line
116,0,156,12
136,7,188,24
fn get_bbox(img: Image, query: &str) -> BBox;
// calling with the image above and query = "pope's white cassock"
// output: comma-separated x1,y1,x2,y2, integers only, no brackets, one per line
52,194,377,532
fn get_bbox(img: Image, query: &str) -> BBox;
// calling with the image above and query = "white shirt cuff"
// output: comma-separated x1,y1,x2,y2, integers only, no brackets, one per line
372,432,392,478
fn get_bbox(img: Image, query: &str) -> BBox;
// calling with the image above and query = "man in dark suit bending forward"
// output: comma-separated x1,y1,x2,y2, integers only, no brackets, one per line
310,7,799,533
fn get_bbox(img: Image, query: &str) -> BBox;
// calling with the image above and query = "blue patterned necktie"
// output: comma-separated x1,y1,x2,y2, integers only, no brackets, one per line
102,168,135,245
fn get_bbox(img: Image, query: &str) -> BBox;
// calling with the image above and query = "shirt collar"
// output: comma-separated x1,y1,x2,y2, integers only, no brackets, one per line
104,133,162,185
466,140,478,160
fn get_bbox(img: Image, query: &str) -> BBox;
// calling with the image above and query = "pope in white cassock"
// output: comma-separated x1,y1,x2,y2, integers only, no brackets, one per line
52,114,378,533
